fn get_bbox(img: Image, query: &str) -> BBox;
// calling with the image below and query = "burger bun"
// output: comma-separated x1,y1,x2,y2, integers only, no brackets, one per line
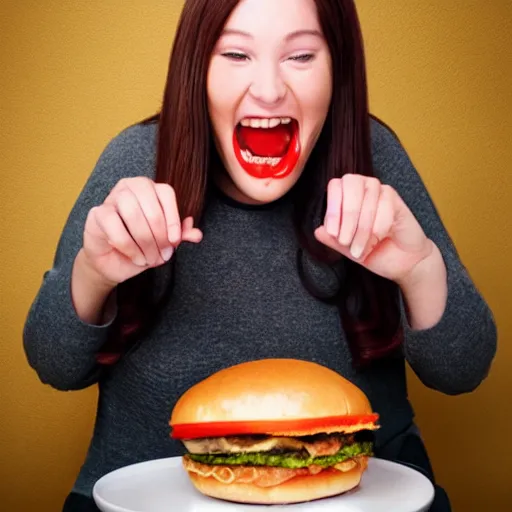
187,462,366,504
171,358,376,436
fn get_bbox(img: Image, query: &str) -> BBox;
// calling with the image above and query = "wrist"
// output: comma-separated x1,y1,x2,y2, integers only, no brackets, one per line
396,241,448,330
71,249,117,325
396,239,440,290
74,249,117,293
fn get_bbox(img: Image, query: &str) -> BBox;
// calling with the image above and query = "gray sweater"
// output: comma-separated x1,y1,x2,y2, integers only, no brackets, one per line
23,118,497,498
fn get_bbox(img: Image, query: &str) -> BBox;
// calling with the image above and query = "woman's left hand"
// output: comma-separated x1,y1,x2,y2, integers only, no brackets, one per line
314,175,436,285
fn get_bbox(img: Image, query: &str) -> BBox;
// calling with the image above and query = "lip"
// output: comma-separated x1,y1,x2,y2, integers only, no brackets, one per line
233,119,301,180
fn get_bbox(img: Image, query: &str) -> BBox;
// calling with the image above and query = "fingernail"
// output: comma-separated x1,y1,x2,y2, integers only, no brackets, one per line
350,244,363,259
168,225,181,244
132,255,147,267
162,247,174,262
339,231,351,246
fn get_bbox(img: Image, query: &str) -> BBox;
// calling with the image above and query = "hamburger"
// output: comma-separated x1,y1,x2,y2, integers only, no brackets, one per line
169,359,379,504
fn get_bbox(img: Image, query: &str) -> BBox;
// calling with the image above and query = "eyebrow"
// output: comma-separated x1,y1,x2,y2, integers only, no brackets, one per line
221,29,323,41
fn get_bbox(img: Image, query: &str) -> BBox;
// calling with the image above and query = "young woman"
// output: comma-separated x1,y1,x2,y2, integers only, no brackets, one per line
23,0,496,511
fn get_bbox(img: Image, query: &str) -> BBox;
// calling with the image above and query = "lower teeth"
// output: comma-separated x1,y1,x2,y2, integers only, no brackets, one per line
241,150,281,167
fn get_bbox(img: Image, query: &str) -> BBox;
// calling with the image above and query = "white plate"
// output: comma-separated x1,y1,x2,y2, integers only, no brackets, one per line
93,456,435,512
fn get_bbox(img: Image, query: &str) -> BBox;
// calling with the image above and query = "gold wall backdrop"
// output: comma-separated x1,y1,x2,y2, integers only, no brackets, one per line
1,1,510,510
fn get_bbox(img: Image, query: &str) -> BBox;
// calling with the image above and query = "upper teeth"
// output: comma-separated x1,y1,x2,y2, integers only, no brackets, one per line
240,117,292,129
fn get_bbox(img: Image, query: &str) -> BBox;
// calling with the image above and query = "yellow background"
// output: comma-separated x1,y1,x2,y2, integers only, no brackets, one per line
1,0,511,510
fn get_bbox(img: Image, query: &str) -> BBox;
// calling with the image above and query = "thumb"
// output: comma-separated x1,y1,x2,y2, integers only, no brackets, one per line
181,216,203,244
314,226,357,261
314,225,341,252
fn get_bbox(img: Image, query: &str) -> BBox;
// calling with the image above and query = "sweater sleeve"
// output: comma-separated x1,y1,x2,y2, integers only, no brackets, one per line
370,118,497,395
23,122,157,391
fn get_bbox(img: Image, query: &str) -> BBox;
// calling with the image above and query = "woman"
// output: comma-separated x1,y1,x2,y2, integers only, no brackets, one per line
23,0,496,511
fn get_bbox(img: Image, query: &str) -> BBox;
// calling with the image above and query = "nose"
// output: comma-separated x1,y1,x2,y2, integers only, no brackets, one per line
249,63,286,106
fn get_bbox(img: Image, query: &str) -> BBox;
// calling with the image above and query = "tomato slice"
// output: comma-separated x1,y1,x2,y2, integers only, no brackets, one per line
170,414,379,439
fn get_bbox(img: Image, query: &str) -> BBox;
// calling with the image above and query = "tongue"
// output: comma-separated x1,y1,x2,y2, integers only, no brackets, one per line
237,125,292,158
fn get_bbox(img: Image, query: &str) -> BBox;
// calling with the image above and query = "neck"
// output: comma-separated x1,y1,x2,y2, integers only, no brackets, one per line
213,170,266,206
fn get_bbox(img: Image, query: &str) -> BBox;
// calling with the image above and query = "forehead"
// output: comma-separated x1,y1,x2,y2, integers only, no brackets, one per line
224,0,321,36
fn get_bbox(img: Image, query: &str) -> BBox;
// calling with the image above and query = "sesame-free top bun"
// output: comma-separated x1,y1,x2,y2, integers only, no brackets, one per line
171,359,377,436
188,459,367,505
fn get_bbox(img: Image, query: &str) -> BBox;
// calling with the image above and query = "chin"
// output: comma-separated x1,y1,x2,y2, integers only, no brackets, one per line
226,164,303,204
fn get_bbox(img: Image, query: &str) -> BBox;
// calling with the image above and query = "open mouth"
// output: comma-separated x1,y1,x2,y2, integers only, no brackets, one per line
233,117,301,179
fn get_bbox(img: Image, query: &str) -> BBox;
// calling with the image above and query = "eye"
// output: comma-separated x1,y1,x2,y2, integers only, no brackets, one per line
288,53,315,63
221,52,249,62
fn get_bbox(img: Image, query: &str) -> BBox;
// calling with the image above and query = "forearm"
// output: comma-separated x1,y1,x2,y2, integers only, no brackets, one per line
397,240,448,330
398,246,497,395
24,253,117,391
71,249,117,325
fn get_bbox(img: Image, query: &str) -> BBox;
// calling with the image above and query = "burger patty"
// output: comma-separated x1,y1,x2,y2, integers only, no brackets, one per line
183,431,371,457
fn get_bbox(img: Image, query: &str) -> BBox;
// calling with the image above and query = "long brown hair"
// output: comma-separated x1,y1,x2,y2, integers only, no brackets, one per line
97,0,403,368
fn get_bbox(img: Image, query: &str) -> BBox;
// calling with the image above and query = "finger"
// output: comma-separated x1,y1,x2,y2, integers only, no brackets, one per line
126,179,173,261
181,216,203,243
324,179,342,237
115,188,162,266
314,225,339,252
338,174,365,246
93,204,147,267
349,178,381,259
154,183,182,245
359,233,381,262
103,178,130,204
314,225,352,258
372,185,395,243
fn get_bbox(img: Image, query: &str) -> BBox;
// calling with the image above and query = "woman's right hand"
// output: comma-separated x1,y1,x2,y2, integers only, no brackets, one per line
79,177,203,288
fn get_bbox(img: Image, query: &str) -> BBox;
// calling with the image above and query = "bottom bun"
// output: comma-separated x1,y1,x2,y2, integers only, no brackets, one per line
187,461,367,505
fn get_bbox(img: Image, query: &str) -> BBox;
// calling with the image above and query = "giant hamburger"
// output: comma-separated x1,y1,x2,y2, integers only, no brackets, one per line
169,359,379,504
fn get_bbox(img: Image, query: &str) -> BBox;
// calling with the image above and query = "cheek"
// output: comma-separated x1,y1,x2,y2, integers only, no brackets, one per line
305,81,332,122
207,61,245,127
207,64,240,168
293,68,332,130
207,66,230,124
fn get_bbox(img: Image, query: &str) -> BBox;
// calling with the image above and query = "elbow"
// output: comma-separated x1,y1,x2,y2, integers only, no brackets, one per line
28,366,99,391
411,300,498,395
26,361,101,391
423,326,497,396
23,326,100,392
24,351,99,391
431,371,490,396
417,365,493,396
454,310,499,394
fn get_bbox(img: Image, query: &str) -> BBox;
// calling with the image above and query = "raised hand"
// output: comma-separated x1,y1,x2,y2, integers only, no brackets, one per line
314,175,435,284
81,177,203,287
